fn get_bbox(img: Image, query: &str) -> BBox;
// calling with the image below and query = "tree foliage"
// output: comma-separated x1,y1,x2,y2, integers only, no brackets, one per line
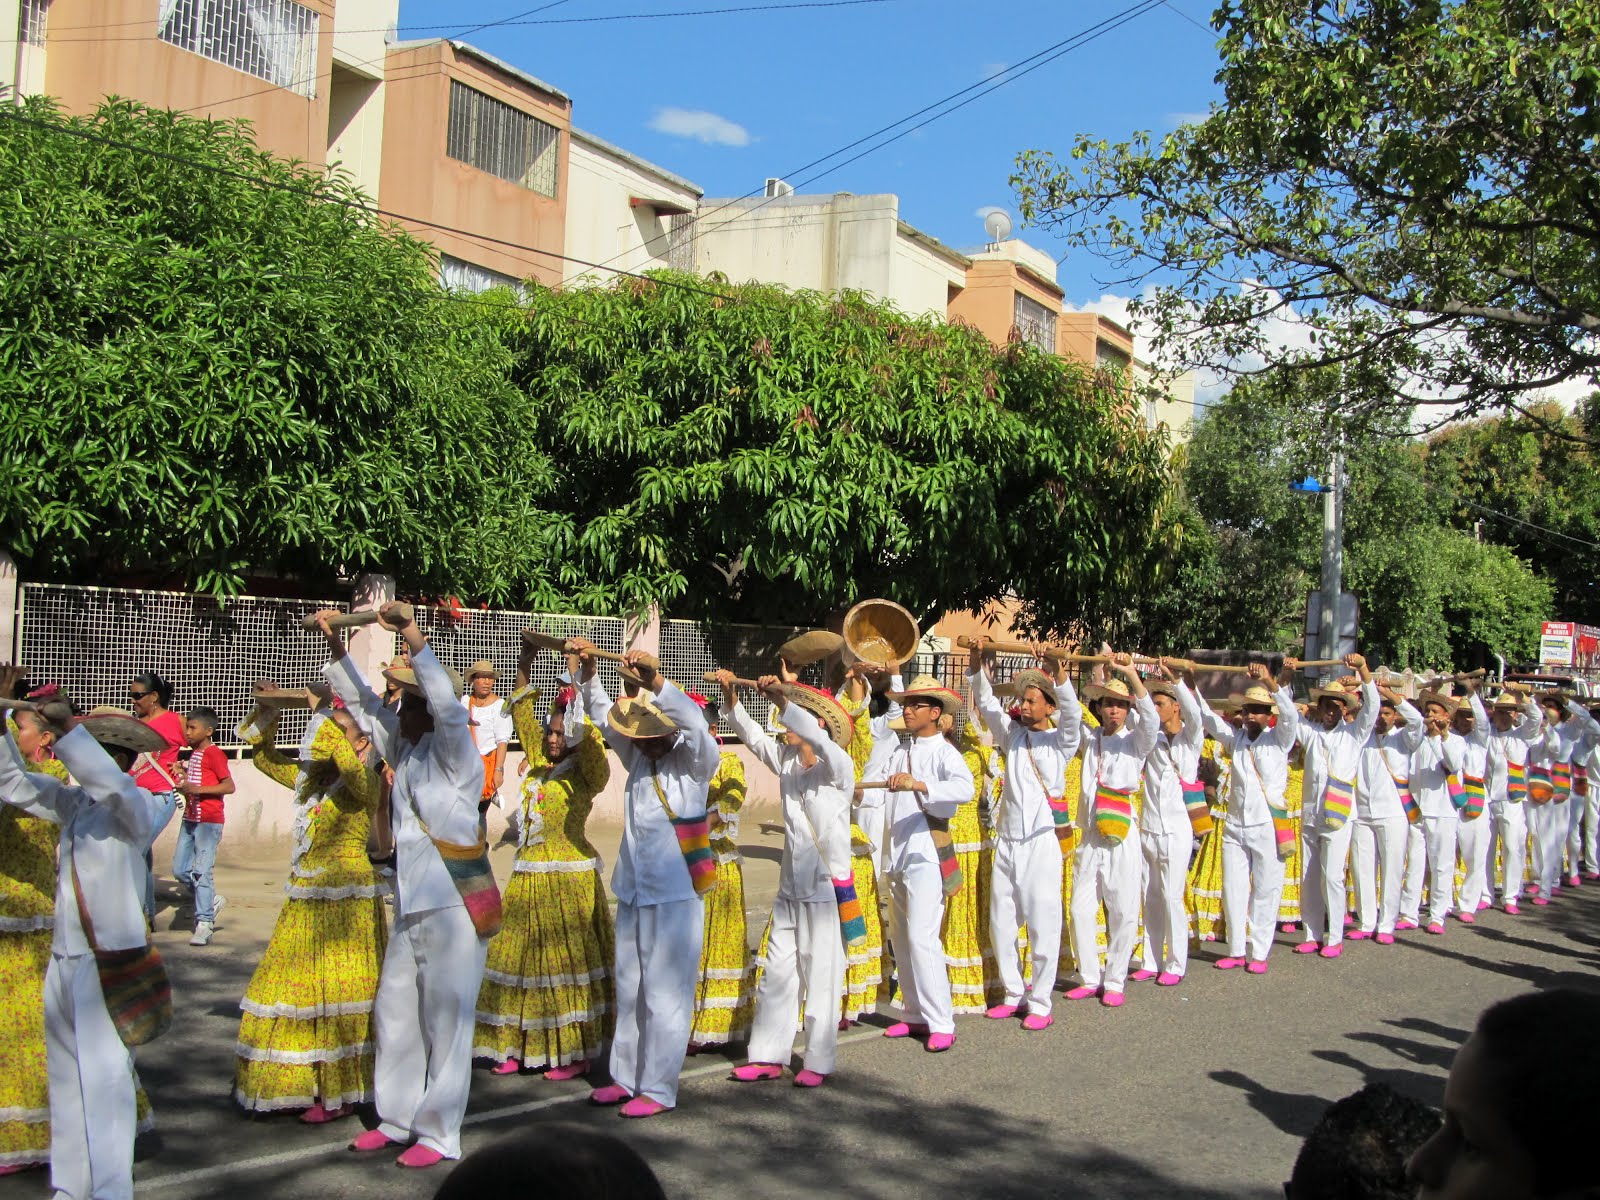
1012,0,1600,430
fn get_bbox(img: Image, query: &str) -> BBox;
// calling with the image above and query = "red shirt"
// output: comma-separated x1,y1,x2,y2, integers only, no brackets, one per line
180,744,232,824
136,710,184,793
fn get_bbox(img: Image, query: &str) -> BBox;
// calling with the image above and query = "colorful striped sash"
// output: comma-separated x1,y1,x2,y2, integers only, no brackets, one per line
1181,778,1213,836
430,836,504,936
1553,760,1573,804
1529,763,1554,805
1321,776,1355,831
1382,753,1422,824
925,815,964,896
1507,758,1527,803
833,874,868,949
1242,747,1295,860
652,766,718,896
1092,784,1135,845
1446,772,1466,809
1460,774,1487,821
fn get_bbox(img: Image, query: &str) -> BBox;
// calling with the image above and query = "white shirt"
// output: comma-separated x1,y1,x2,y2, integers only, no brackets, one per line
0,727,158,955
968,670,1083,841
1411,731,1466,820
1079,692,1161,837
1478,694,1543,804
583,675,718,905
461,694,513,758
729,700,853,903
1140,683,1206,838
328,644,483,920
882,734,974,876
1356,702,1425,821
1296,681,1381,825
1199,685,1299,827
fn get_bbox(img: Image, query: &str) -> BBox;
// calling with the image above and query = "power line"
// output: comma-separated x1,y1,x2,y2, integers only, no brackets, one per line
1421,479,1600,552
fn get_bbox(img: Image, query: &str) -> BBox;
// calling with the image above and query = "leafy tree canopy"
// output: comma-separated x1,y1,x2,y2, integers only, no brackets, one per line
1012,0,1600,433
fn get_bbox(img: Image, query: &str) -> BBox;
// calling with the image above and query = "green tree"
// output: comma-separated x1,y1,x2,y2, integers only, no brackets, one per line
1012,0,1600,432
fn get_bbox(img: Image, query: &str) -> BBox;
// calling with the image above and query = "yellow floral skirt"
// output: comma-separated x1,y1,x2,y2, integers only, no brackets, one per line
474,859,614,1069
234,892,387,1113
842,831,887,1021
940,801,992,1014
691,857,751,1046
1278,809,1304,927
1188,812,1228,943
0,930,50,1168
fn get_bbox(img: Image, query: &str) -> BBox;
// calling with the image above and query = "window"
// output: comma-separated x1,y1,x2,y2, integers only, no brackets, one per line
19,0,49,46
1013,292,1056,354
1096,339,1131,371
158,0,320,98
439,254,524,295
667,211,695,272
446,81,560,199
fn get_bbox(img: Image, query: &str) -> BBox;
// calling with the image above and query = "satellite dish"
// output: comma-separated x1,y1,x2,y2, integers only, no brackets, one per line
983,209,1012,243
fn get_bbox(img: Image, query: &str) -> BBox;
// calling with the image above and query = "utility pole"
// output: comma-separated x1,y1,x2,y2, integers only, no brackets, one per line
1318,446,1346,663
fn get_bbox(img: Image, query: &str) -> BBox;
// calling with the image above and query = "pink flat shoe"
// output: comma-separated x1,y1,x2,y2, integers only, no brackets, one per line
1343,914,1355,926
1319,945,1342,959
588,1084,632,1106
924,1032,955,1052
1156,972,1182,986
1532,897,1551,906
1279,922,1297,933
1569,874,1583,888
544,1060,589,1082
1396,919,1419,931
1347,930,1373,941
349,1130,399,1153
619,1097,669,1119
1021,1012,1054,1030
730,1063,783,1082
1586,872,1600,881
882,1022,929,1039
1064,985,1099,1000
0,1164,37,1176
1375,932,1395,945
1127,969,1157,982
984,1003,1019,1019
1100,991,1125,1008
1477,899,1491,911
396,1145,445,1169
1245,960,1268,975
491,1059,521,1076
1214,957,1246,970
1457,911,1476,924
1504,903,1520,915
1294,942,1318,954
300,1102,353,1125
1426,922,1445,935
793,1069,827,1088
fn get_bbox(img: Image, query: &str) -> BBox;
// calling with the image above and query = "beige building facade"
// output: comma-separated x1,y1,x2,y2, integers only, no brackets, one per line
563,127,702,286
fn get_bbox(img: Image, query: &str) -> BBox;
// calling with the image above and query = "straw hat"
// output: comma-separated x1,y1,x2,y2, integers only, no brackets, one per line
1145,678,1178,701
383,663,465,699
1229,684,1277,710
888,675,964,717
1085,677,1137,705
1491,691,1524,711
1418,690,1461,716
78,707,169,756
606,693,680,741
777,683,854,747
465,659,498,682
1009,669,1059,707
1310,680,1359,707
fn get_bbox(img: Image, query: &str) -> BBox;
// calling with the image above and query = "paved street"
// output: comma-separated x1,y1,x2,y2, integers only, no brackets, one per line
9,826,1599,1200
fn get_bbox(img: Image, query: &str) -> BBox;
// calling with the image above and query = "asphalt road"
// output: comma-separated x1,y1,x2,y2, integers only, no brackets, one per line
8,826,1599,1200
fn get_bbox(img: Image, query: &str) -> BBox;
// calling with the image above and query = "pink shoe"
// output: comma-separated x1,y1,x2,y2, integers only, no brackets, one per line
1532,897,1551,906
1505,903,1520,915
793,1069,827,1088
1347,930,1372,941
1279,922,1297,933
1100,991,1126,1008
1214,957,1246,970
1477,899,1491,911
1319,944,1342,959
1246,960,1268,975
1586,872,1600,882
588,1084,632,1106
1127,969,1157,982
1396,919,1419,931
1569,874,1582,888
1294,941,1319,955
1375,932,1395,945
1426,922,1445,935
349,1129,399,1153
984,1003,1019,1019
1156,972,1182,986
730,1063,783,1082
924,1032,955,1053
491,1059,521,1076
396,1145,445,1169
1021,1013,1054,1030
619,1097,669,1119
1064,985,1099,1000
300,1102,353,1125
1457,911,1476,924
1343,913,1355,926
544,1060,589,1082
882,1022,929,1039
0,1165,31,1176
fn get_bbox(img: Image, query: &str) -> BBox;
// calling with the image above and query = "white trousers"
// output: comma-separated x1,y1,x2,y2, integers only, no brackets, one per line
1567,794,1585,878
611,898,703,1107
1455,813,1492,914
1220,821,1285,962
1492,801,1528,902
1530,802,1566,899
1584,789,1600,874
1399,823,1428,923
747,899,845,1075
989,833,1064,1013
1421,815,1459,925
886,864,953,1034
374,905,488,1158
45,952,136,1200
1299,818,1356,947
1350,818,1406,934
1069,832,1141,992
1136,829,1191,977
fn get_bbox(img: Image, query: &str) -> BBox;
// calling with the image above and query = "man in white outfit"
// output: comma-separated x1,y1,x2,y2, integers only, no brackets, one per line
965,640,1082,1029
1351,688,1424,942
577,643,718,1117
320,604,489,1168
1480,687,1543,914
1198,662,1299,973
1411,692,1466,935
837,663,902,873
0,703,160,1200
1067,655,1159,1007
1449,683,1495,922
878,676,974,1052
722,669,854,1087
1289,656,1380,958
1556,697,1600,888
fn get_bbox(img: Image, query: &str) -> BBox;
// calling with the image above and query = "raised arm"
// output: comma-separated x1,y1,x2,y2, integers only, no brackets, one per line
653,679,719,784
1195,689,1231,742
1395,697,1426,753
324,647,399,766
727,700,783,776
1468,692,1492,747
1128,691,1161,760
52,726,157,846
1046,661,1085,758
1175,679,1205,756
967,666,1009,745
1512,695,1546,744
1267,683,1301,751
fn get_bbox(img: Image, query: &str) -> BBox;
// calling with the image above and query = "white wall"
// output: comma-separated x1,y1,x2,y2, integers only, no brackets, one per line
325,0,394,200
564,133,701,285
3,0,49,98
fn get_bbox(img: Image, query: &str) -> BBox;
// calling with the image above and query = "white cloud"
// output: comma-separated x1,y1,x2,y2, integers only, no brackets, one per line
647,107,750,147
1164,110,1209,128
981,62,1008,78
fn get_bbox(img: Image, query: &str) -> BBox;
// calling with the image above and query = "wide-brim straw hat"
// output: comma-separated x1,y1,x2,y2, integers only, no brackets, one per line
79,707,169,756
888,675,964,717
1084,678,1134,704
1418,690,1461,716
776,683,854,747
1491,691,1523,710
1145,679,1178,701
383,664,465,699
1229,684,1277,710
465,659,498,682
607,694,680,740
1008,669,1059,707
1310,681,1358,707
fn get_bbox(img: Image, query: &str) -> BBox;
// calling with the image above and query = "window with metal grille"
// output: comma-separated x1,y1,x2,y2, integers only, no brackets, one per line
1013,292,1057,354
439,253,524,295
158,0,320,99
446,80,560,198
667,211,696,272
19,0,49,46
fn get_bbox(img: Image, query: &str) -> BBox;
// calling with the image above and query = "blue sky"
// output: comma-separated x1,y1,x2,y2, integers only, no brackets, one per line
396,0,1225,307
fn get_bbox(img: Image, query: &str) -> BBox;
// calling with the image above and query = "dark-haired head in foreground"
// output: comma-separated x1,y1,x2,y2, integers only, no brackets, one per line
1287,1082,1439,1199
433,1124,667,1200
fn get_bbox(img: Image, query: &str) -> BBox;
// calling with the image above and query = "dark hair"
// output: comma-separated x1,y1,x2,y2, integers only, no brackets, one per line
186,707,219,733
432,1124,666,1200
132,672,173,708
1474,988,1600,1194
1289,1083,1438,1200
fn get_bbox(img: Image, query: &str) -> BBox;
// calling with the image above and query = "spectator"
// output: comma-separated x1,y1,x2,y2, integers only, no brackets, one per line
1408,988,1600,1198
173,707,234,946
130,671,182,922
432,1125,666,1200
1287,1082,1439,1199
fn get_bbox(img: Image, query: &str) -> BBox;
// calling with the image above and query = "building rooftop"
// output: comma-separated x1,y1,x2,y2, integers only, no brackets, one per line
571,126,702,198
388,38,571,103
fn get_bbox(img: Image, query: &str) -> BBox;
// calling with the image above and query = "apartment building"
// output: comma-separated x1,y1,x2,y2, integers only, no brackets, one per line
563,127,702,286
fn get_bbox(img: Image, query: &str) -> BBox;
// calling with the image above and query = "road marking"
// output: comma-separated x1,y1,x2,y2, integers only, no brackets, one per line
134,1027,888,1192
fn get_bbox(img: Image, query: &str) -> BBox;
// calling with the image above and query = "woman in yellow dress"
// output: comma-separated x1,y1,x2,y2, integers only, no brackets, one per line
234,700,388,1122
944,717,1001,1013
1057,701,1097,985
838,690,889,1024
475,647,613,1079
1187,733,1231,942
689,711,753,1050
1279,742,1306,931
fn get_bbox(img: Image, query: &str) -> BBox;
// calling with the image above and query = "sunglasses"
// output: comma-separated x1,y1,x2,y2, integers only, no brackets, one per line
902,699,942,711
129,690,150,700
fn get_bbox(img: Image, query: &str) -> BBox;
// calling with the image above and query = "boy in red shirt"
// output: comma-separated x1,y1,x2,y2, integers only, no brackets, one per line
173,706,235,945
